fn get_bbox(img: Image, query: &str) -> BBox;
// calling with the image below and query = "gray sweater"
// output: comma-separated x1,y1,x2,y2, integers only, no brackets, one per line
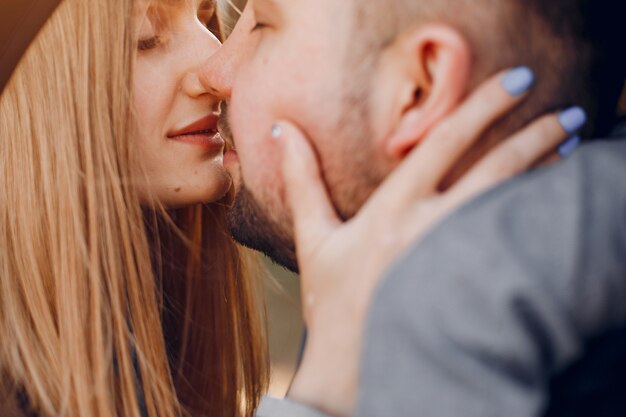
257,136,626,417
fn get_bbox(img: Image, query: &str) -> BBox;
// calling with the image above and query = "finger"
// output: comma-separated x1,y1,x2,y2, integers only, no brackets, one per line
449,107,586,204
536,151,561,169
275,121,341,251
372,66,536,209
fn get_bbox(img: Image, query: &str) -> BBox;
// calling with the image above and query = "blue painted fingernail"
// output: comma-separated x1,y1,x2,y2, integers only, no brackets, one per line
558,107,587,135
502,66,535,96
271,123,283,139
558,135,581,158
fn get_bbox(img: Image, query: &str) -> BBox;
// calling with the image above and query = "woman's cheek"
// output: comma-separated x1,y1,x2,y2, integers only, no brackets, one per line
133,59,172,137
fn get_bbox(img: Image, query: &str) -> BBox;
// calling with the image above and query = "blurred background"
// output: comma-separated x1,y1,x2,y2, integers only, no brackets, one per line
262,260,304,397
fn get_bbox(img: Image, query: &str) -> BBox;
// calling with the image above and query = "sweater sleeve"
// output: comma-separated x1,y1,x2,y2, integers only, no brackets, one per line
355,140,626,417
255,397,332,417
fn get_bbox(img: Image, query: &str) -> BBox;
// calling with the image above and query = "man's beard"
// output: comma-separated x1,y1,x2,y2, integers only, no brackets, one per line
227,183,299,272
219,103,299,272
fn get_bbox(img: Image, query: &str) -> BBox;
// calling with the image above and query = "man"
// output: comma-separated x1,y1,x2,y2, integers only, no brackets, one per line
203,0,622,272
200,0,626,416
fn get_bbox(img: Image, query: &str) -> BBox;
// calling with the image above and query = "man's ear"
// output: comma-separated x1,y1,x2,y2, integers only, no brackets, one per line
385,24,471,159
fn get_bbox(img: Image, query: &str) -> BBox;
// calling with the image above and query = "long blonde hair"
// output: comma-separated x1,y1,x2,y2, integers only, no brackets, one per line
0,0,268,416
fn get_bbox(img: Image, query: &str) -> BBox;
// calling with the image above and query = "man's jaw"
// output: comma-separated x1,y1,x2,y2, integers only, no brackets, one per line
226,180,299,273
218,103,298,271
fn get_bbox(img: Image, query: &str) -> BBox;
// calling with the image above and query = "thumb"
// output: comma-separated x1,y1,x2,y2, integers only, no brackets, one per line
274,121,341,252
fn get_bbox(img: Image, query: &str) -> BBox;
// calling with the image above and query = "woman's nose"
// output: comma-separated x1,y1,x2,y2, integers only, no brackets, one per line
181,23,223,98
181,69,211,99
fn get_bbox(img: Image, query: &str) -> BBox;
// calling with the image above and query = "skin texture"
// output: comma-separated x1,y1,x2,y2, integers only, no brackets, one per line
133,0,231,207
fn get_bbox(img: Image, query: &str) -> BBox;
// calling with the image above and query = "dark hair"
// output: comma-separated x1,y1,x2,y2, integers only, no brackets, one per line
521,1,626,135
574,1,626,134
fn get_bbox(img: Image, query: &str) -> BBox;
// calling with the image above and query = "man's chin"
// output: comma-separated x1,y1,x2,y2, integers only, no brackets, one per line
227,185,299,273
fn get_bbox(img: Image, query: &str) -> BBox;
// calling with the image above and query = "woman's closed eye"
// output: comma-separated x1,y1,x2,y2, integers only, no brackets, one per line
137,11,162,52
138,35,162,51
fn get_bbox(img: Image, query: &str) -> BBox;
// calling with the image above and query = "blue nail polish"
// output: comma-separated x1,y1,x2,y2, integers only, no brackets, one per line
558,136,581,158
271,123,282,139
502,66,535,97
558,107,587,135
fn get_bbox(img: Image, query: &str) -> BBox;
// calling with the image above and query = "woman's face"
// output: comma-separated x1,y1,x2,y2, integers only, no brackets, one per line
133,0,230,207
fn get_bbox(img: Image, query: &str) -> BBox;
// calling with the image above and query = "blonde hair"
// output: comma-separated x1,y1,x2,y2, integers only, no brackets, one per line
0,0,268,416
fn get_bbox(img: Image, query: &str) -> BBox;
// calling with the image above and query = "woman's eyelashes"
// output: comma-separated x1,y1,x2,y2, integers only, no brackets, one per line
138,36,162,51
137,12,162,52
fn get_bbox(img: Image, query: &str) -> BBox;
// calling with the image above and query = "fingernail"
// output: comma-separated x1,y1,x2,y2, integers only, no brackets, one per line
558,106,587,135
558,135,581,158
271,123,283,139
502,66,535,96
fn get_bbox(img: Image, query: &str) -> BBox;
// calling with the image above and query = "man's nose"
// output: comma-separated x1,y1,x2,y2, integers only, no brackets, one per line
199,3,256,100
199,43,236,99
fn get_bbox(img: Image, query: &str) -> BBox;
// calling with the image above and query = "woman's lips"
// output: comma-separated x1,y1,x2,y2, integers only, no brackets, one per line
170,131,225,149
167,114,225,150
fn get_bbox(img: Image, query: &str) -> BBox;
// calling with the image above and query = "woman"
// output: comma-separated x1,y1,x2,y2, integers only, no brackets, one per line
0,0,268,416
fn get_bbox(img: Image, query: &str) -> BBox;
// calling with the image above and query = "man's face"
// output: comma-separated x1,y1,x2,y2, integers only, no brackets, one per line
208,0,393,270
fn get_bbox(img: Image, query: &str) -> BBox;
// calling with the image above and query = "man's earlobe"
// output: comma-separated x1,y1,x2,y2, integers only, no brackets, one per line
386,25,471,159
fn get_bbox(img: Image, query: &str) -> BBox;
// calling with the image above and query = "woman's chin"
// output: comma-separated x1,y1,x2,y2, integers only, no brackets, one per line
139,173,232,209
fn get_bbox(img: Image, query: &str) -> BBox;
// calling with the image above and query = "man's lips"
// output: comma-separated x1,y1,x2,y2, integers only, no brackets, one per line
167,114,224,149
224,149,239,166
216,104,238,166
217,103,235,148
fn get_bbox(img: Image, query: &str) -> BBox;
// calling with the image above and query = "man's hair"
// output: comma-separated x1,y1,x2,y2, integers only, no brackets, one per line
353,0,626,139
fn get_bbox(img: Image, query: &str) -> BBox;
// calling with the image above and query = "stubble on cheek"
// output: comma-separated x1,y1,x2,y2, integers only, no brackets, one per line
324,51,390,220
320,99,385,220
323,145,384,220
